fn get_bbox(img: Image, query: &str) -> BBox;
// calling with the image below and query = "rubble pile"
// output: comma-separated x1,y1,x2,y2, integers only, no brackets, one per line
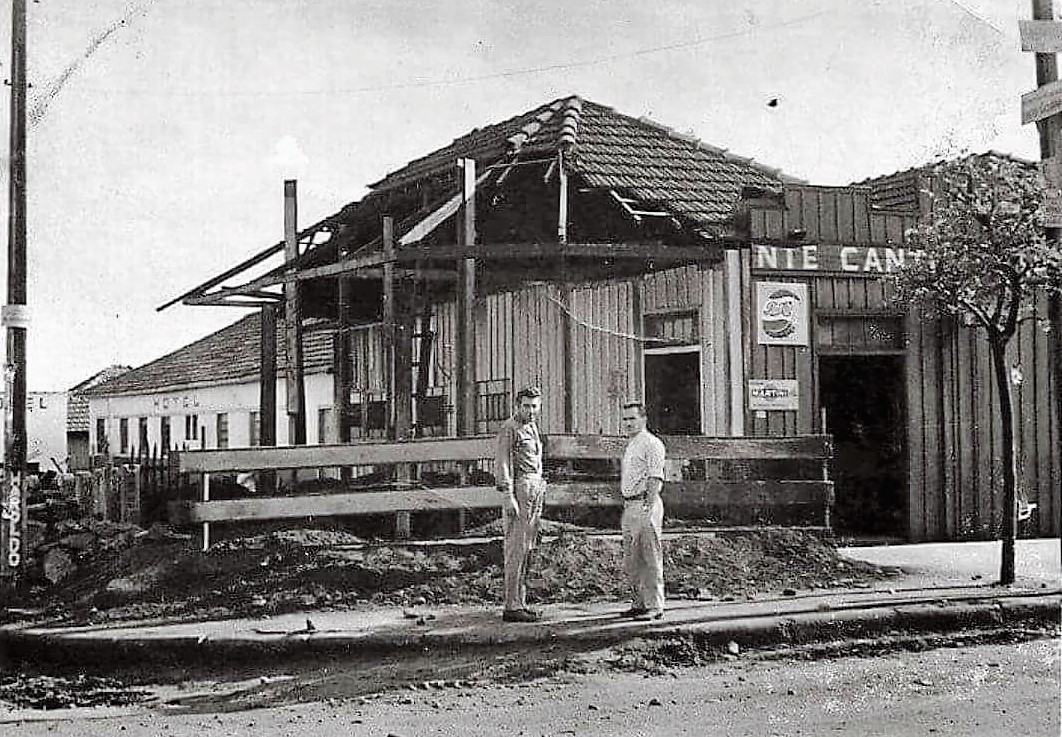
5,525,890,625
0,674,154,710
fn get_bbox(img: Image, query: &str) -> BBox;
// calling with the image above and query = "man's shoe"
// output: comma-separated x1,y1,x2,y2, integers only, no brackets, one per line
502,609,541,623
619,606,649,618
633,609,664,622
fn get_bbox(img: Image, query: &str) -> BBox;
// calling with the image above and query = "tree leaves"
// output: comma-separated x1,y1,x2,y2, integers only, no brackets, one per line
888,154,1062,340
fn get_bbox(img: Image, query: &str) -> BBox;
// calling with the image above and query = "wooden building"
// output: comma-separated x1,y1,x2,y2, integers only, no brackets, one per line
163,98,1058,542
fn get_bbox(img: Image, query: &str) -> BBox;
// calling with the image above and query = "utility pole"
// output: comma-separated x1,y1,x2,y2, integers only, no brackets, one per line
1020,0,1062,575
1,0,28,591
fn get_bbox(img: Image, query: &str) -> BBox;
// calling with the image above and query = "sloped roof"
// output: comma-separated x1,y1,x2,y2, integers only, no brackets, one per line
67,365,132,432
85,314,334,398
169,95,801,308
856,151,1037,211
370,95,793,235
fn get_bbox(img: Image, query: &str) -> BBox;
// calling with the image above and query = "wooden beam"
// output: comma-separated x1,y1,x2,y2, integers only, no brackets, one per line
176,437,497,474
284,180,307,446
189,298,284,308
185,241,714,306
173,433,833,474
398,168,494,246
180,249,391,305
187,479,833,523
402,241,719,262
544,434,833,461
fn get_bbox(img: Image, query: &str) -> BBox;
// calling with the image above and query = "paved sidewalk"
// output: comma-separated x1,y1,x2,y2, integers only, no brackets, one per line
1,539,1058,670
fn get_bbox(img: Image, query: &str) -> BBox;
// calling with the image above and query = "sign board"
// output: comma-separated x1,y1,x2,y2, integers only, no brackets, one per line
1021,79,1062,125
755,281,809,346
1020,20,1062,53
1042,188,1062,228
751,244,924,275
748,379,800,412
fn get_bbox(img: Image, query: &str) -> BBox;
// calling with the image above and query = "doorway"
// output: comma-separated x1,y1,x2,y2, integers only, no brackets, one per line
819,355,907,538
644,350,700,435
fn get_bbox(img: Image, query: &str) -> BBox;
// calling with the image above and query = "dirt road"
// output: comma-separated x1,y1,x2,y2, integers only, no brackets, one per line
3,631,1057,736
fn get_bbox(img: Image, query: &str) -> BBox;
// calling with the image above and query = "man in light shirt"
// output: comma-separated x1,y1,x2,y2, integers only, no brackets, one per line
619,401,666,621
494,386,546,623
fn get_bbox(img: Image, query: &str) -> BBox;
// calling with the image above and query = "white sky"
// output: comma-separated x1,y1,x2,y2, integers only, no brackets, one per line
0,0,1046,389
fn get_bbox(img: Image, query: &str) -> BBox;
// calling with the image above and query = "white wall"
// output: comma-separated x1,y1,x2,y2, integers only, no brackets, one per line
88,373,335,456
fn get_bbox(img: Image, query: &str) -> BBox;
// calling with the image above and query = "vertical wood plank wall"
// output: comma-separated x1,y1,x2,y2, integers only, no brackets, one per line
423,266,727,438
747,183,1059,540
909,293,1060,540
567,280,637,434
642,264,728,434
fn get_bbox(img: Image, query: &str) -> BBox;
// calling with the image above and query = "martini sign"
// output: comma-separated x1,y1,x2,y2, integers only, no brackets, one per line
755,281,809,346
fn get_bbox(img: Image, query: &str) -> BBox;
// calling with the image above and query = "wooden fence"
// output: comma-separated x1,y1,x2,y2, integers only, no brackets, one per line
171,434,834,549
76,449,185,527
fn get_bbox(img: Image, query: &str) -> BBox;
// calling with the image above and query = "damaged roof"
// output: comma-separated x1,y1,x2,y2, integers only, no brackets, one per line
371,95,793,233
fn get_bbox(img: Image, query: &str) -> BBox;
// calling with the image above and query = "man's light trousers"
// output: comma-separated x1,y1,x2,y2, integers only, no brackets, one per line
621,495,664,611
503,474,545,611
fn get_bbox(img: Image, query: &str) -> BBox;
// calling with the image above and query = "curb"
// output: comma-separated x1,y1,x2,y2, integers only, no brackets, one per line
1,592,1058,672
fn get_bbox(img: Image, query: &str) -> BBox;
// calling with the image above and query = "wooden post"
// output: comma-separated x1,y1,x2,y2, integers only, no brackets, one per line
381,216,410,537
1028,0,1062,576
557,149,569,244
284,180,307,447
382,216,396,436
0,0,27,589
201,472,211,552
455,158,477,437
333,276,353,480
725,248,746,436
259,303,277,495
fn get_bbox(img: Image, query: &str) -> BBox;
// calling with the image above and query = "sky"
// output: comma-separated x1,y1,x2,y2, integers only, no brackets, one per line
0,0,1046,390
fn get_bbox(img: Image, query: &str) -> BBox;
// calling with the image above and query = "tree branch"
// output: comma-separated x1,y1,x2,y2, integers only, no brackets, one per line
960,296,995,335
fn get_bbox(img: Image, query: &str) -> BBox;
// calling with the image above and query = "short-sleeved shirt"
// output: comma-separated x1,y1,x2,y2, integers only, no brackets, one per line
495,416,543,491
621,429,666,499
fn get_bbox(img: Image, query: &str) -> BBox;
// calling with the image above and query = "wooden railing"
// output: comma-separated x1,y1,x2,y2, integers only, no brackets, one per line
171,434,833,548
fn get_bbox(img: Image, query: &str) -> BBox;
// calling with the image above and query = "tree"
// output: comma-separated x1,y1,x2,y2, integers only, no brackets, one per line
888,154,1062,585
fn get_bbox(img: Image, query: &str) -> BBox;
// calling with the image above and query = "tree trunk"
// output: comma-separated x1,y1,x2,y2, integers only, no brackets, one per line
988,334,1018,585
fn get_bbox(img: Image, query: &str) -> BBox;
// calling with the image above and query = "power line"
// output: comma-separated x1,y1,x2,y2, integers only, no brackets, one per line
78,10,829,99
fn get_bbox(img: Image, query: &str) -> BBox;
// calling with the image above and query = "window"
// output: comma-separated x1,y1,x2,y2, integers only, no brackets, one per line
644,310,699,346
216,413,229,449
249,411,260,447
95,418,108,455
160,416,171,451
119,418,129,454
138,417,148,453
185,414,199,441
475,379,510,435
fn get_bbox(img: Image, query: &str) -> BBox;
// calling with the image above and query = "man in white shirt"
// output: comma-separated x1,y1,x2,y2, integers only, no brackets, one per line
619,401,666,621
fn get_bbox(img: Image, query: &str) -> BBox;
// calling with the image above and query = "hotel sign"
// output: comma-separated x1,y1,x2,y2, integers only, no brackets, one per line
752,243,925,275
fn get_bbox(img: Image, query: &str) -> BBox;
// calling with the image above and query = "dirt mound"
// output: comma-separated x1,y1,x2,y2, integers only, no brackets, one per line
7,527,892,625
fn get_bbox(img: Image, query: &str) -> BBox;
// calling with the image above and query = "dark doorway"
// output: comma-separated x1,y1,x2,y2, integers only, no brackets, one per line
819,355,907,538
645,351,700,435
